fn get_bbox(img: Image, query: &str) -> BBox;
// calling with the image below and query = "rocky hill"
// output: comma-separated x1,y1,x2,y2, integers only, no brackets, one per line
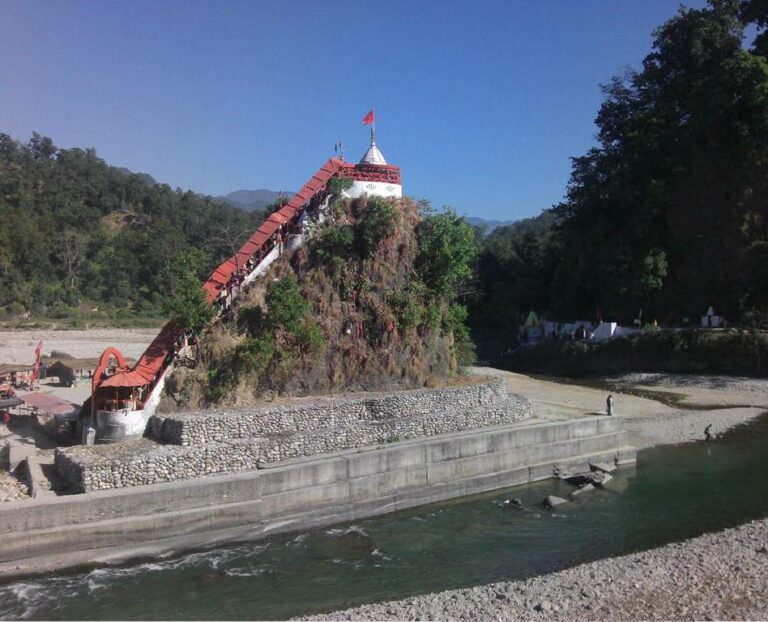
165,193,476,408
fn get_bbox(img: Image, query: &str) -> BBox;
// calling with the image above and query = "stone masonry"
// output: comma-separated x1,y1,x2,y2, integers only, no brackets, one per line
55,378,532,492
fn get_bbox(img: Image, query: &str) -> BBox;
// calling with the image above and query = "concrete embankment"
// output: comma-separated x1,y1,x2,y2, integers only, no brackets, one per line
0,416,633,579
306,518,768,621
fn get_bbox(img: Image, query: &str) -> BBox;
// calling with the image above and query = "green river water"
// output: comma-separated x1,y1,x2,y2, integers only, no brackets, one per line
2,413,767,620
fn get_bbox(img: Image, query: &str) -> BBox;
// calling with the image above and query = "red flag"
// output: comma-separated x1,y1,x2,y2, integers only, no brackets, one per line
362,110,375,125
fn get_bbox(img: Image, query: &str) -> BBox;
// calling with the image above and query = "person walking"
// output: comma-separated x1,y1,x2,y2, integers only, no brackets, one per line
704,424,713,442
606,394,614,416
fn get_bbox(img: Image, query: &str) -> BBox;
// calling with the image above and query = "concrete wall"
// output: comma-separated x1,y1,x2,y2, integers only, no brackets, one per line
0,416,635,578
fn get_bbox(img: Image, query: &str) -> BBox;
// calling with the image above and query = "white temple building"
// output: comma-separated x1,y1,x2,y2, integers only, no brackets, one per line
341,126,403,199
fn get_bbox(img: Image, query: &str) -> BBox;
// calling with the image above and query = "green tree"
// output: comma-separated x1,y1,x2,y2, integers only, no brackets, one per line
162,249,214,333
355,197,401,257
552,1,768,321
264,276,310,334
417,207,476,296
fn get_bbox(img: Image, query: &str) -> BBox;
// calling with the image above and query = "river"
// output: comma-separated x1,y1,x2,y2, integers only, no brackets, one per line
2,413,767,620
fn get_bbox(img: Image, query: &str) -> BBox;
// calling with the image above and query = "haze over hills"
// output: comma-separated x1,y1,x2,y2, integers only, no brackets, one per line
464,216,516,232
218,189,294,212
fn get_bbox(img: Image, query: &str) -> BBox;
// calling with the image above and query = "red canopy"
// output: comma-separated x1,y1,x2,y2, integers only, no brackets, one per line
100,322,179,388
19,393,79,415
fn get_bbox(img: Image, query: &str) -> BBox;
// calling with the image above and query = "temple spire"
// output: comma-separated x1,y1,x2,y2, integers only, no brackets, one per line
360,111,386,165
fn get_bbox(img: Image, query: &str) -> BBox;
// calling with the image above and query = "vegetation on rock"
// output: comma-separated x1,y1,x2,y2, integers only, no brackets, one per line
168,194,477,407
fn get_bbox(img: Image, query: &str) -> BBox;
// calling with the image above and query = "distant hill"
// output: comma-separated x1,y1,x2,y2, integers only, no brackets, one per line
219,189,294,212
464,216,515,232
0,131,263,319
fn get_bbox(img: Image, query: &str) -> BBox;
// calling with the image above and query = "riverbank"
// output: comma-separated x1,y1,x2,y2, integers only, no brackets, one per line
471,366,768,449
303,369,768,621
305,517,768,620
1,398,767,620
0,328,156,365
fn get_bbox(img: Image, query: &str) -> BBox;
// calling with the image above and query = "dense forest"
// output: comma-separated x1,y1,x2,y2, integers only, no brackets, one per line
0,134,263,322
470,0,768,333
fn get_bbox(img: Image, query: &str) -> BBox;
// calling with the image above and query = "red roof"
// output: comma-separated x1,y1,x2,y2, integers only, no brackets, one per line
100,322,178,388
202,157,345,303
19,393,79,415
98,158,346,393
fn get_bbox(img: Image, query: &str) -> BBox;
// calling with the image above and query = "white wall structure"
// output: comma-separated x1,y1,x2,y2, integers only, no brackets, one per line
243,245,280,286
95,363,174,440
344,180,403,199
592,322,617,342
614,325,642,338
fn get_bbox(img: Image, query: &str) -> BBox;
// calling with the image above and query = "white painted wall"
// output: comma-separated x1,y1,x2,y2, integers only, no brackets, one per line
592,322,617,342
243,244,280,287
344,180,402,200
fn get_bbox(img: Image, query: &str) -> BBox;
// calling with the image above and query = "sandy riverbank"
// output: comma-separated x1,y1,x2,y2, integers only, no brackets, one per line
472,366,768,449
0,328,157,365
304,518,768,621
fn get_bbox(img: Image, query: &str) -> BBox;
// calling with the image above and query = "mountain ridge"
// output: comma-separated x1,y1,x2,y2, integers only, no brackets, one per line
218,189,294,212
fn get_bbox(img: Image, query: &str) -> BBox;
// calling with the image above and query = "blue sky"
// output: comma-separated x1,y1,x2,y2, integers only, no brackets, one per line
1,1,708,221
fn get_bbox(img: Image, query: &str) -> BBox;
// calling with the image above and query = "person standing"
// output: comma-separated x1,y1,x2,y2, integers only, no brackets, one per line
704,424,713,442
606,394,614,416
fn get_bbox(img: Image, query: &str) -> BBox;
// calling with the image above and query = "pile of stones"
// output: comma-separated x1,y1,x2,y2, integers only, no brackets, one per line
55,378,533,492
543,461,616,508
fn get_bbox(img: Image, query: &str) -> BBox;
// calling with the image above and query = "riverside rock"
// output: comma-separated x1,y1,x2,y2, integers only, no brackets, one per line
544,495,569,508
589,461,616,474
570,483,595,498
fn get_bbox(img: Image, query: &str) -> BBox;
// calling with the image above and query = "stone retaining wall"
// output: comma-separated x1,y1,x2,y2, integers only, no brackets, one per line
151,378,510,445
55,379,531,492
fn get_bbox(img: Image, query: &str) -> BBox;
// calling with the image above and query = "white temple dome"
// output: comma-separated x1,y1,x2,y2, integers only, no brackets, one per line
360,140,387,165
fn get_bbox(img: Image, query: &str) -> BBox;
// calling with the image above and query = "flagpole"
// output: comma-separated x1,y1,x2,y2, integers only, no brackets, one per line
371,113,376,145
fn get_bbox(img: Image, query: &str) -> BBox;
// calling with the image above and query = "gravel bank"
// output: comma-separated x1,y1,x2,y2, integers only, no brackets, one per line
303,518,768,621
0,470,28,502
472,366,768,449
0,328,156,365
607,372,768,395
622,405,766,448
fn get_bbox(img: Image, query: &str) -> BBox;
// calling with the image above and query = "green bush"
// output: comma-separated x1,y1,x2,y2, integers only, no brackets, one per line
417,207,476,296
356,197,401,257
388,289,425,332
162,250,214,334
265,277,309,333
315,225,355,260
444,304,477,366
295,321,327,354
237,335,276,372
327,176,353,195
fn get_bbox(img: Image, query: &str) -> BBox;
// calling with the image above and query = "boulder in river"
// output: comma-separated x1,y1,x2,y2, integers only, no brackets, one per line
570,483,595,498
567,470,612,487
543,495,569,508
595,472,613,487
589,461,616,474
